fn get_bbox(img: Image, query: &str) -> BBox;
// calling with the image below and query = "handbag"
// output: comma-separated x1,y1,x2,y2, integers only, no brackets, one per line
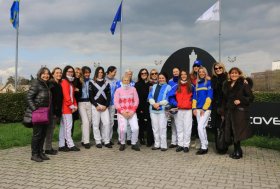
216,119,228,153
32,107,50,125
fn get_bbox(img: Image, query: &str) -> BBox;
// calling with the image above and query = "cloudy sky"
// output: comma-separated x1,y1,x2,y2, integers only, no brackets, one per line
0,0,279,83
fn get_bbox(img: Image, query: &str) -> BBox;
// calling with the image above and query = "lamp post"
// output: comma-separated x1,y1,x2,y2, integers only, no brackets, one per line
227,56,237,63
93,62,100,68
154,60,163,66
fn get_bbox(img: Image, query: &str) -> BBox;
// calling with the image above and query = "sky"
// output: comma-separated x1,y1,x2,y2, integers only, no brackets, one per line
0,0,279,83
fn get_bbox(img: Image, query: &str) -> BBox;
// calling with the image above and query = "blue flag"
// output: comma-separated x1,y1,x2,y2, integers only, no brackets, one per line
10,0,20,29
110,1,122,35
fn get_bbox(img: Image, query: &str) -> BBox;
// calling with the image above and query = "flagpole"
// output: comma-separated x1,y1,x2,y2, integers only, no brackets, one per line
15,17,19,92
218,0,221,63
120,0,123,80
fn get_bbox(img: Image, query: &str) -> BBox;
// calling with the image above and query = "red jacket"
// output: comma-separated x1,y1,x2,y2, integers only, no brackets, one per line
61,79,77,114
176,84,192,109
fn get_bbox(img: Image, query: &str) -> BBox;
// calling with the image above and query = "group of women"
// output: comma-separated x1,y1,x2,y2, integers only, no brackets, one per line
23,60,254,162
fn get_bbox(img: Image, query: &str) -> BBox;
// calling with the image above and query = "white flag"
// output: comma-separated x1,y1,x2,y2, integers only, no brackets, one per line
196,1,220,23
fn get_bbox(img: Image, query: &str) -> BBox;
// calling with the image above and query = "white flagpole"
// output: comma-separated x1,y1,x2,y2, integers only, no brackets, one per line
120,0,123,80
15,16,19,93
219,0,221,63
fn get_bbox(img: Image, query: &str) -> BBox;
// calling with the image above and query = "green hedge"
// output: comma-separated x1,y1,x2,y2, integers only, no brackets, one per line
0,93,27,123
0,92,279,123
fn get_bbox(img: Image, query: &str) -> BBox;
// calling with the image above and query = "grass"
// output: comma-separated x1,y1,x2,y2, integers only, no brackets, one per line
1,122,280,151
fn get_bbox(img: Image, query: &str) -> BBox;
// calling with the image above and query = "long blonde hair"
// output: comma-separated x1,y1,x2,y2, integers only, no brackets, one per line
212,62,226,77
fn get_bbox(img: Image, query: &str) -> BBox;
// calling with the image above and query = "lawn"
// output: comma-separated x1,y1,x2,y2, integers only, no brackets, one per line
0,122,280,151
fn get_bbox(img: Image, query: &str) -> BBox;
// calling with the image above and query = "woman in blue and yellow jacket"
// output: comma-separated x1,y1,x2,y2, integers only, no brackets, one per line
192,66,213,155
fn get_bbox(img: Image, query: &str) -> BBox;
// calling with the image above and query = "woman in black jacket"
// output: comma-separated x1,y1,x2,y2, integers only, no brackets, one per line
223,67,254,159
210,63,228,154
44,67,63,155
23,67,52,162
135,68,154,146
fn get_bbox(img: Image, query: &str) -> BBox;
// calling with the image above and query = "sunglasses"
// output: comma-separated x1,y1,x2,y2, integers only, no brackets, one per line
141,72,148,75
214,67,223,70
151,72,158,75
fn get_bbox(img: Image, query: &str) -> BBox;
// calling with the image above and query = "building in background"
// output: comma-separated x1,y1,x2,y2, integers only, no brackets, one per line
251,61,280,92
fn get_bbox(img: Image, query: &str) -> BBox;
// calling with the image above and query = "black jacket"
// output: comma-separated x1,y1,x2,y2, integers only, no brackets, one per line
49,80,63,118
135,80,152,114
23,79,51,127
89,79,111,107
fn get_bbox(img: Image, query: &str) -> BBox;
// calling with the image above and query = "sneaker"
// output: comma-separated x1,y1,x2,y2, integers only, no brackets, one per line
69,146,80,151
161,148,167,151
169,144,177,148
105,143,112,148
152,147,160,150
131,144,140,151
31,154,43,162
176,146,184,152
183,147,189,153
84,143,91,149
127,140,132,145
119,144,125,151
96,143,102,148
58,146,69,152
40,153,50,160
45,149,58,155
196,148,208,155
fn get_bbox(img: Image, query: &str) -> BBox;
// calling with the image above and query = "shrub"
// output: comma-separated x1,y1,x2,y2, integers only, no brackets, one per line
254,91,280,103
0,93,27,123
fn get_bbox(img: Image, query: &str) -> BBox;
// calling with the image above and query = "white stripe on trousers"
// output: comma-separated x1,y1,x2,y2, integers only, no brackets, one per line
174,109,193,147
92,106,110,144
117,113,139,145
108,105,115,140
150,113,167,149
78,102,92,144
59,114,74,148
195,109,211,150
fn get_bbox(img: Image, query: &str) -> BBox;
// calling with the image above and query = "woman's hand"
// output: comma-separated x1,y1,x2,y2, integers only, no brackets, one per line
200,110,205,117
193,109,197,117
234,100,240,105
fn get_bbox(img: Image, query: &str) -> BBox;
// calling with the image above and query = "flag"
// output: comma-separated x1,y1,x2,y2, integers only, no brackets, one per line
10,0,20,29
110,1,122,35
196,1,219,23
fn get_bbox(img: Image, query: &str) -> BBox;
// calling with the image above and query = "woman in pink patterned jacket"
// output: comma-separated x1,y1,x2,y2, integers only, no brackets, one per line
114,76,140,151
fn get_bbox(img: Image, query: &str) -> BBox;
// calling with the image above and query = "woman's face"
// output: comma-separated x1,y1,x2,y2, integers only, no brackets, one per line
193,65,199,72
83,70,91,79
214,64,223,75
173,68,180,77
75,69,81,78
140,70,148,80
150,71,158,80
180,71,188,81
229,70,240,81
66,68,74,77
53,69,62,81
122,77,130,85
41,70,50,81
97,69,104,79
158,75,166,84
198,69,206,79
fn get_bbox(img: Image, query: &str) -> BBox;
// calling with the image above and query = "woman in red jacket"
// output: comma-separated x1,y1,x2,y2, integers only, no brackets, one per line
173,70,193,153
59,65,80,152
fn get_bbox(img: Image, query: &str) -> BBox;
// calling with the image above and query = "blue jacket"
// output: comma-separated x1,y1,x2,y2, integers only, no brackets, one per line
168,77,179,108
148,83,171,114
192,79,213,110
105,76,118,106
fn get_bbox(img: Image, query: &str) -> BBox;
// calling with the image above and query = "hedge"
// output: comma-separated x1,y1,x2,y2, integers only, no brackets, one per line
0,93,27,123
0,92,280,123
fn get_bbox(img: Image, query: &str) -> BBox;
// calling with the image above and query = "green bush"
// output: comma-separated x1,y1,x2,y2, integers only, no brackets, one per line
254,91,280,103
0,93,27,123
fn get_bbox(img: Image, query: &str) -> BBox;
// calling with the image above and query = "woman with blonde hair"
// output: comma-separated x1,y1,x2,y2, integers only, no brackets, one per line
192,66,213,155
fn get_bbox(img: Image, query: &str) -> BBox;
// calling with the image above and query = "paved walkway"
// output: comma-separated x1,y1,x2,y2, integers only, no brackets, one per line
0,143,280,189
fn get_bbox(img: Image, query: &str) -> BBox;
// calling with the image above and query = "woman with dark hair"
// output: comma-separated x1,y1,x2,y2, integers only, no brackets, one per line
44,67,63,155
89,66,111,148
210,62,228,154
169,70,193,153
148,72,171,151
59,65,80,152
223,67,254,159
135,68,154,146
23,67,52,162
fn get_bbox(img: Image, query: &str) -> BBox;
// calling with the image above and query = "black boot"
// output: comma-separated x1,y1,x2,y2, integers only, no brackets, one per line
232,142,243,159
40,153,50,160
229,143,238,158
31,154,43,162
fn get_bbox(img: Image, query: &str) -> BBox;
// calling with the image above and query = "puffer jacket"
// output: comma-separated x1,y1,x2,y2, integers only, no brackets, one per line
23,79,51,127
